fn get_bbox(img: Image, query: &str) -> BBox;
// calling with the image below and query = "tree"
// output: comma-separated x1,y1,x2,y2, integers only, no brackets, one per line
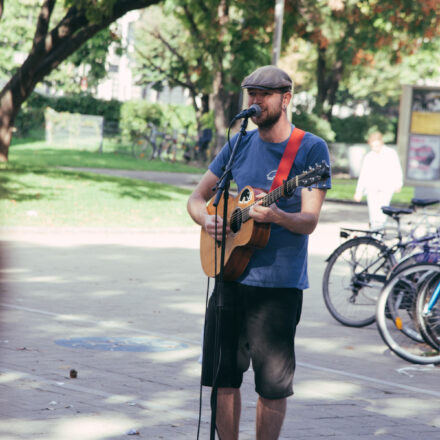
133,5,212,129
0,2,120,95
284,0,440,119
0,1,40,80
134,0,276,153
0,0,162,162
44,26,122,94
337,37,440,117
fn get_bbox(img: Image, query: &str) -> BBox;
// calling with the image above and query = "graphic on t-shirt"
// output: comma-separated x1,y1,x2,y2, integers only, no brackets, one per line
266,170,277,181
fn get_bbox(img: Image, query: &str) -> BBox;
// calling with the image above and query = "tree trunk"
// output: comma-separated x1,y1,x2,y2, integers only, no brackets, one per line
315,46,328,118
210,0,230,157
211,69,228,156
325,59,344,121
201,94,210,114
0,0,161,161
0,84,24,161
314,45,344,121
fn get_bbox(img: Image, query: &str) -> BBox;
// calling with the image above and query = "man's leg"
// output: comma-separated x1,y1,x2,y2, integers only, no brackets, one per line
367,190,393,229
216,387,241,440
367,191,386,229
256,396,287,440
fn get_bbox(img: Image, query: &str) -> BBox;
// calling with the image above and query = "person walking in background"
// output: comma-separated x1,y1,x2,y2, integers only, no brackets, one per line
354,131,403,229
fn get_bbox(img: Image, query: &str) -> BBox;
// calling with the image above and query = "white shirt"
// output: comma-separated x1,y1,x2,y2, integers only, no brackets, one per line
355,146,403,195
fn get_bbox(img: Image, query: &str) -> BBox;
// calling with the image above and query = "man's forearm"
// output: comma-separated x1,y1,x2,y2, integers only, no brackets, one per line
187,194,208,227
272,209,320,235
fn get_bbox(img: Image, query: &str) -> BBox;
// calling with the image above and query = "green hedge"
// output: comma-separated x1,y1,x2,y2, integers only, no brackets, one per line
14,93,122,137
120,100,164,141
15,92,199,140
50,95,122,122
15,91,398,145
291,108,398,145
331,114,398,143
291,108,336,143
119,100,198,143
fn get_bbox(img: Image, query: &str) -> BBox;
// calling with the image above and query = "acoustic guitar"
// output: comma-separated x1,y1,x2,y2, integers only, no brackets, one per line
200,161,330,280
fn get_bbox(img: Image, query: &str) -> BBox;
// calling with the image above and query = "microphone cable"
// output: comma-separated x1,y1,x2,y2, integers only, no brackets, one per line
226,117,235,154
196,274,211,439
198,121,237,438
197,203,221,439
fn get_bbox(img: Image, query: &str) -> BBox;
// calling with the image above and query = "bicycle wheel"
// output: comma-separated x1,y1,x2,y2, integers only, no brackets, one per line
416,270,440,350
323,236,395,327
387,250,440,280
376,263,440,364
132,138,152,159
380,265,425,343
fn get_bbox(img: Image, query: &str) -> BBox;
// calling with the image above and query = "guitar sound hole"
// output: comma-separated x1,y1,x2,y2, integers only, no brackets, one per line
230,208,242,233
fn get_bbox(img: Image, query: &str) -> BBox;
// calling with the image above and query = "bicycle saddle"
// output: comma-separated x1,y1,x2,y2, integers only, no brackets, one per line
381,206,412,217
410,198,440,208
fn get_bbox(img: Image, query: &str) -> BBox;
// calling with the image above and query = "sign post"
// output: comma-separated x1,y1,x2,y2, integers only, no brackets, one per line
397,85,440,197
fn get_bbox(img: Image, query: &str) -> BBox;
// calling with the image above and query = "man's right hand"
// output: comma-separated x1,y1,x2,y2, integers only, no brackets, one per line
204,214,230,242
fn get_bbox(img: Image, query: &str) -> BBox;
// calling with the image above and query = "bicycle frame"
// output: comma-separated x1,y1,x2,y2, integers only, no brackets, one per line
338,232,440,299
424,279,440,315
323,200,440,329
353,249,390,284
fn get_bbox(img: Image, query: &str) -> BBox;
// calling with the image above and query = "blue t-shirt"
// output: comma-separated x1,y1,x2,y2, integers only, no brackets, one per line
209,125,331,289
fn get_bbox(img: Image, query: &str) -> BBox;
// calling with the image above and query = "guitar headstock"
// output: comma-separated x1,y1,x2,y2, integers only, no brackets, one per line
300,161,330,187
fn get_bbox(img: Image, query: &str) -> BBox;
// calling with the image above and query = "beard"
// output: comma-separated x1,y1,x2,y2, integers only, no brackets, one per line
253,100,283,129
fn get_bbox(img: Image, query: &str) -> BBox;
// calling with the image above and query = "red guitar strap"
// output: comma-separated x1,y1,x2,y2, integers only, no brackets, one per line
270,127,305,191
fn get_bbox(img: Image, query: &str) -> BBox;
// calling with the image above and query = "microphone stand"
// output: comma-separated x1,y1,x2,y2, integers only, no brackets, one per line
208,115,249,439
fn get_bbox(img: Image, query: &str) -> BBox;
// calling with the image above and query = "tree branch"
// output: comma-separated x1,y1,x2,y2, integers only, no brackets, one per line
33,0,57,47
15,0,162,95
134,45,196,91
194,0,210,16
181,3,202,39
152,30,188,68
142,55,200,112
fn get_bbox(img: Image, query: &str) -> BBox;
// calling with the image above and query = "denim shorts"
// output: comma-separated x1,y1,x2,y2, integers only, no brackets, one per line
201,281,303,399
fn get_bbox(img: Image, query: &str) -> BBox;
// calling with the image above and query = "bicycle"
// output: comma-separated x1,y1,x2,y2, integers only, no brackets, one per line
322,199,440,328
131,123,169,161
416,269,440,351
181,129,199,163
376,262,440,364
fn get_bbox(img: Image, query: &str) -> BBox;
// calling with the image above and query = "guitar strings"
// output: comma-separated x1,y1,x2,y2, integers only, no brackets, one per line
228,185,284,225
227,171,308,225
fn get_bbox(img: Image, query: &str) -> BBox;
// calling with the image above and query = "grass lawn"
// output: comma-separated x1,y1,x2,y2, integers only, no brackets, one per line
1,138,414,228
0,167,195,228
328,177,414,205
1,139,201,228
8,140,205,174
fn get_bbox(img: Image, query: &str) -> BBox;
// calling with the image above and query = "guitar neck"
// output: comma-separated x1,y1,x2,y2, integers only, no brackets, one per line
240,174,303,223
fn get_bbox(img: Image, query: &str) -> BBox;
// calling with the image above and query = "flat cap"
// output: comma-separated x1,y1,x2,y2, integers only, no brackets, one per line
241,65,292,91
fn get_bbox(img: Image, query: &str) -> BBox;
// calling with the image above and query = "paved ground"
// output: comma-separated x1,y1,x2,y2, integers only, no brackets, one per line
1,171,439,439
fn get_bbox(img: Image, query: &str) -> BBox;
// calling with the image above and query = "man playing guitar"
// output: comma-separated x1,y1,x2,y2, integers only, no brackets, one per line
187,65,331,440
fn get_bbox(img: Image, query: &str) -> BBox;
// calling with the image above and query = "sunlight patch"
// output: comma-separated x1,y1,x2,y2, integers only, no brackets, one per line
55,336,189,352
296,379,360,399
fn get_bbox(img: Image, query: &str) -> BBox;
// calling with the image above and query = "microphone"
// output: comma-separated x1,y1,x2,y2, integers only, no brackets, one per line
232,104,262,121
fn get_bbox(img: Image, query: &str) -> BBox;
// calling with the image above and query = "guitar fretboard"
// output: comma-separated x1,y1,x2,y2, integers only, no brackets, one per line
232,170,317,226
